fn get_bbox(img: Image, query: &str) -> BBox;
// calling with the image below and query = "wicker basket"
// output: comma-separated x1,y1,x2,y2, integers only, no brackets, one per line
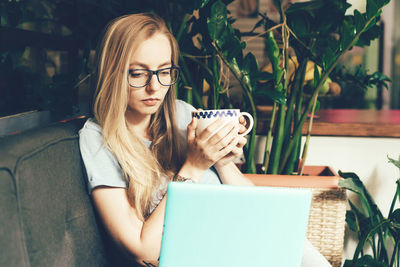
245,166,347,267
307,187,347,267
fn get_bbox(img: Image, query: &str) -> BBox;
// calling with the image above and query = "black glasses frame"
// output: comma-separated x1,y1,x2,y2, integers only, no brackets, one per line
127,66,180,88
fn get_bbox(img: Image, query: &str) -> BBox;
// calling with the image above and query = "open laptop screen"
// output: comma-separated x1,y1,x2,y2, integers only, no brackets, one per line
159,182,312,267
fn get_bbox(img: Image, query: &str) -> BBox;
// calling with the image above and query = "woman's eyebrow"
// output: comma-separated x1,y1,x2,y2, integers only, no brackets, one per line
129,61,172,69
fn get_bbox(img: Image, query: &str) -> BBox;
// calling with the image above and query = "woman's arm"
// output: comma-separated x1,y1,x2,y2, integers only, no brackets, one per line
215,161,254,186
91,117,248,264
213,123,254,186
90,118,236,263
92,187,166,264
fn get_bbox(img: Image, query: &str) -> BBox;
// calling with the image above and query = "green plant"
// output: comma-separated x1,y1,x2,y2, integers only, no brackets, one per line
339,156,400,267
182,0,391,174
323,65,391,109
256,0,391,175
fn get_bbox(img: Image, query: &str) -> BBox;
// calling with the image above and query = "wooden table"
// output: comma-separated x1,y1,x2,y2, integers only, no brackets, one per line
256,107,400,138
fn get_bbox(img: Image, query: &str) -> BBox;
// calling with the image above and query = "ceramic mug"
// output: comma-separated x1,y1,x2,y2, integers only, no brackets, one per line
192,109,254,136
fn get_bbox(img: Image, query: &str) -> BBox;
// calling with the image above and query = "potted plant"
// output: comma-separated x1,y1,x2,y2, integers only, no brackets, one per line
171,4,391,264
168,0,391,175
339,156,400,267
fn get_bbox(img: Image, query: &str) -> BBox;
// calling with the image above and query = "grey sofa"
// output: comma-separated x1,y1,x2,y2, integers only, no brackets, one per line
0,118,140,267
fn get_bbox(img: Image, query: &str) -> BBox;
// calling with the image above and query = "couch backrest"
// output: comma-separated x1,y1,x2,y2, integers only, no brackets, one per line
0,119,109,267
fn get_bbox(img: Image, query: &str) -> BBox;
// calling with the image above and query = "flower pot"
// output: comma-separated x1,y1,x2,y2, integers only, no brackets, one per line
244,166,346,267
245,165,340,188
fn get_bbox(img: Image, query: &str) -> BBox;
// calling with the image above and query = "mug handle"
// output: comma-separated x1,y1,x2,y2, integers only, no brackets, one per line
239,112,254,136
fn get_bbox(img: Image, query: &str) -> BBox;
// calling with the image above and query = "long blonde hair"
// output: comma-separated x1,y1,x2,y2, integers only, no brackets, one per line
92,13,184,220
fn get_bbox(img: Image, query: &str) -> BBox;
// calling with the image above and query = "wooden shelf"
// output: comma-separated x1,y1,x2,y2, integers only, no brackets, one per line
256,107,400,138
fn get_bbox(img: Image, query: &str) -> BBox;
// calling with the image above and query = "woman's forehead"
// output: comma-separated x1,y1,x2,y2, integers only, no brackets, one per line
129,33,172,69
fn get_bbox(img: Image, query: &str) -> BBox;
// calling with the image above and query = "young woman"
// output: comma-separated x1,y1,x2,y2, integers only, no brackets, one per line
79,12,252,265
79,13,331,267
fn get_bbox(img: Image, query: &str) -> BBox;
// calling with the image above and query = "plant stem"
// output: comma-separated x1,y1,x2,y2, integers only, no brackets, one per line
244,24,282,43
388,179,400,216
282,57,308,173
352,219,391,261
212,51,219,109
179,54,203,107
264,25,285,174
263,102,277,174
269,104,286,174
389,241,399,267
211,42,258,173
299,89,319,175
176,14,189,43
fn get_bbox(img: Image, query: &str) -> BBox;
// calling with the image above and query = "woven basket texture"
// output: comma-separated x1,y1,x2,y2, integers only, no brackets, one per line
306,187,347,267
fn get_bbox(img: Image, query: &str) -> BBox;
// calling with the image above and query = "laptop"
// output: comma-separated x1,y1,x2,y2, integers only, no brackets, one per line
159,182,312,267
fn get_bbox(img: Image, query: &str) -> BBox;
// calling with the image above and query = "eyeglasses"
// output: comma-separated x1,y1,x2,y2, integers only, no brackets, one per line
127,66,180,88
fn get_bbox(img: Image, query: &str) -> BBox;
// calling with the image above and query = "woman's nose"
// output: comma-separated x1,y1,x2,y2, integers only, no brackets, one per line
147,74,161,91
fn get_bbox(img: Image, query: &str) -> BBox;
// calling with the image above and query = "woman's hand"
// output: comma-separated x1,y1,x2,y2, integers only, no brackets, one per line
238,115,249,135
182,117,239,180
215,115,248,168
214,134,247,168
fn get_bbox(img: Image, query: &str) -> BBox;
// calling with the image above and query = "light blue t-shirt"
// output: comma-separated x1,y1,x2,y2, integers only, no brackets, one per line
79,99,221,212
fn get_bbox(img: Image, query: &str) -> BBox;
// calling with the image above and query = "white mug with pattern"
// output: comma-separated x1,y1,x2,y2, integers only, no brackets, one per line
192,109,254,136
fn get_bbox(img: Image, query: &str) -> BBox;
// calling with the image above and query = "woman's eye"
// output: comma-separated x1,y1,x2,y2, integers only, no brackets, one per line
159,71,170,76
131,71,147,78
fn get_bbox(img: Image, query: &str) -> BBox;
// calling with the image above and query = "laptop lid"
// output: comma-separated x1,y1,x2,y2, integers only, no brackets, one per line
159,182,312,267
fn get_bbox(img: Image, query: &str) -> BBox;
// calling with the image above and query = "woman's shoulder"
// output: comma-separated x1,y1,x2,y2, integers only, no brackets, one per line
80,118,103,135
79,118,104,147
175,99,196,113
174,99,196,130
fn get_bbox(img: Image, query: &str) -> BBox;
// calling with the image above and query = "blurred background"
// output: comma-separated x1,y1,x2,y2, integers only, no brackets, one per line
0,0,398,123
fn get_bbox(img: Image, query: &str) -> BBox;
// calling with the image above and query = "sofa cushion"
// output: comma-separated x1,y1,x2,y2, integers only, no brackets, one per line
0,119,108,267
0,168,29,267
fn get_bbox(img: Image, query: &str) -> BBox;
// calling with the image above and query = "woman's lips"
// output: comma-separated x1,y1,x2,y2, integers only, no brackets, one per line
142,98,160,106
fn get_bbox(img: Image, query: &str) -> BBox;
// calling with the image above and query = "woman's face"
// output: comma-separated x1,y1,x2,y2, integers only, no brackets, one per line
126,33,172,121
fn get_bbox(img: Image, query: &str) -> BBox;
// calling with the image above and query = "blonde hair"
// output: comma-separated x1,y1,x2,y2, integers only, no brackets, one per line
92,13,184,220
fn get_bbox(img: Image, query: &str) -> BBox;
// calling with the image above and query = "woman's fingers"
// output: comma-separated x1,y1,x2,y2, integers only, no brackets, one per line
214,133,239,158
236,135,247,149
214,136,247,167
238,116,248,135
185,116,244,170
198,118,231,140
187,117,198,143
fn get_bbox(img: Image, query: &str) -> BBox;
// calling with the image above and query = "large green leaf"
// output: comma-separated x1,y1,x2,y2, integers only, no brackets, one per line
388,156,400,169
339,172,375,218
339,171,363,193
389,209,400,241
340,19,356,51
356,24,382,47
390,209,400,224
346,209,360,233
207,0,228,41
353,10,366,33
287,11,311,38
273,0,283,16
348,199,377,238
242,53,259,91
366,0,380,20
254,89,286,105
